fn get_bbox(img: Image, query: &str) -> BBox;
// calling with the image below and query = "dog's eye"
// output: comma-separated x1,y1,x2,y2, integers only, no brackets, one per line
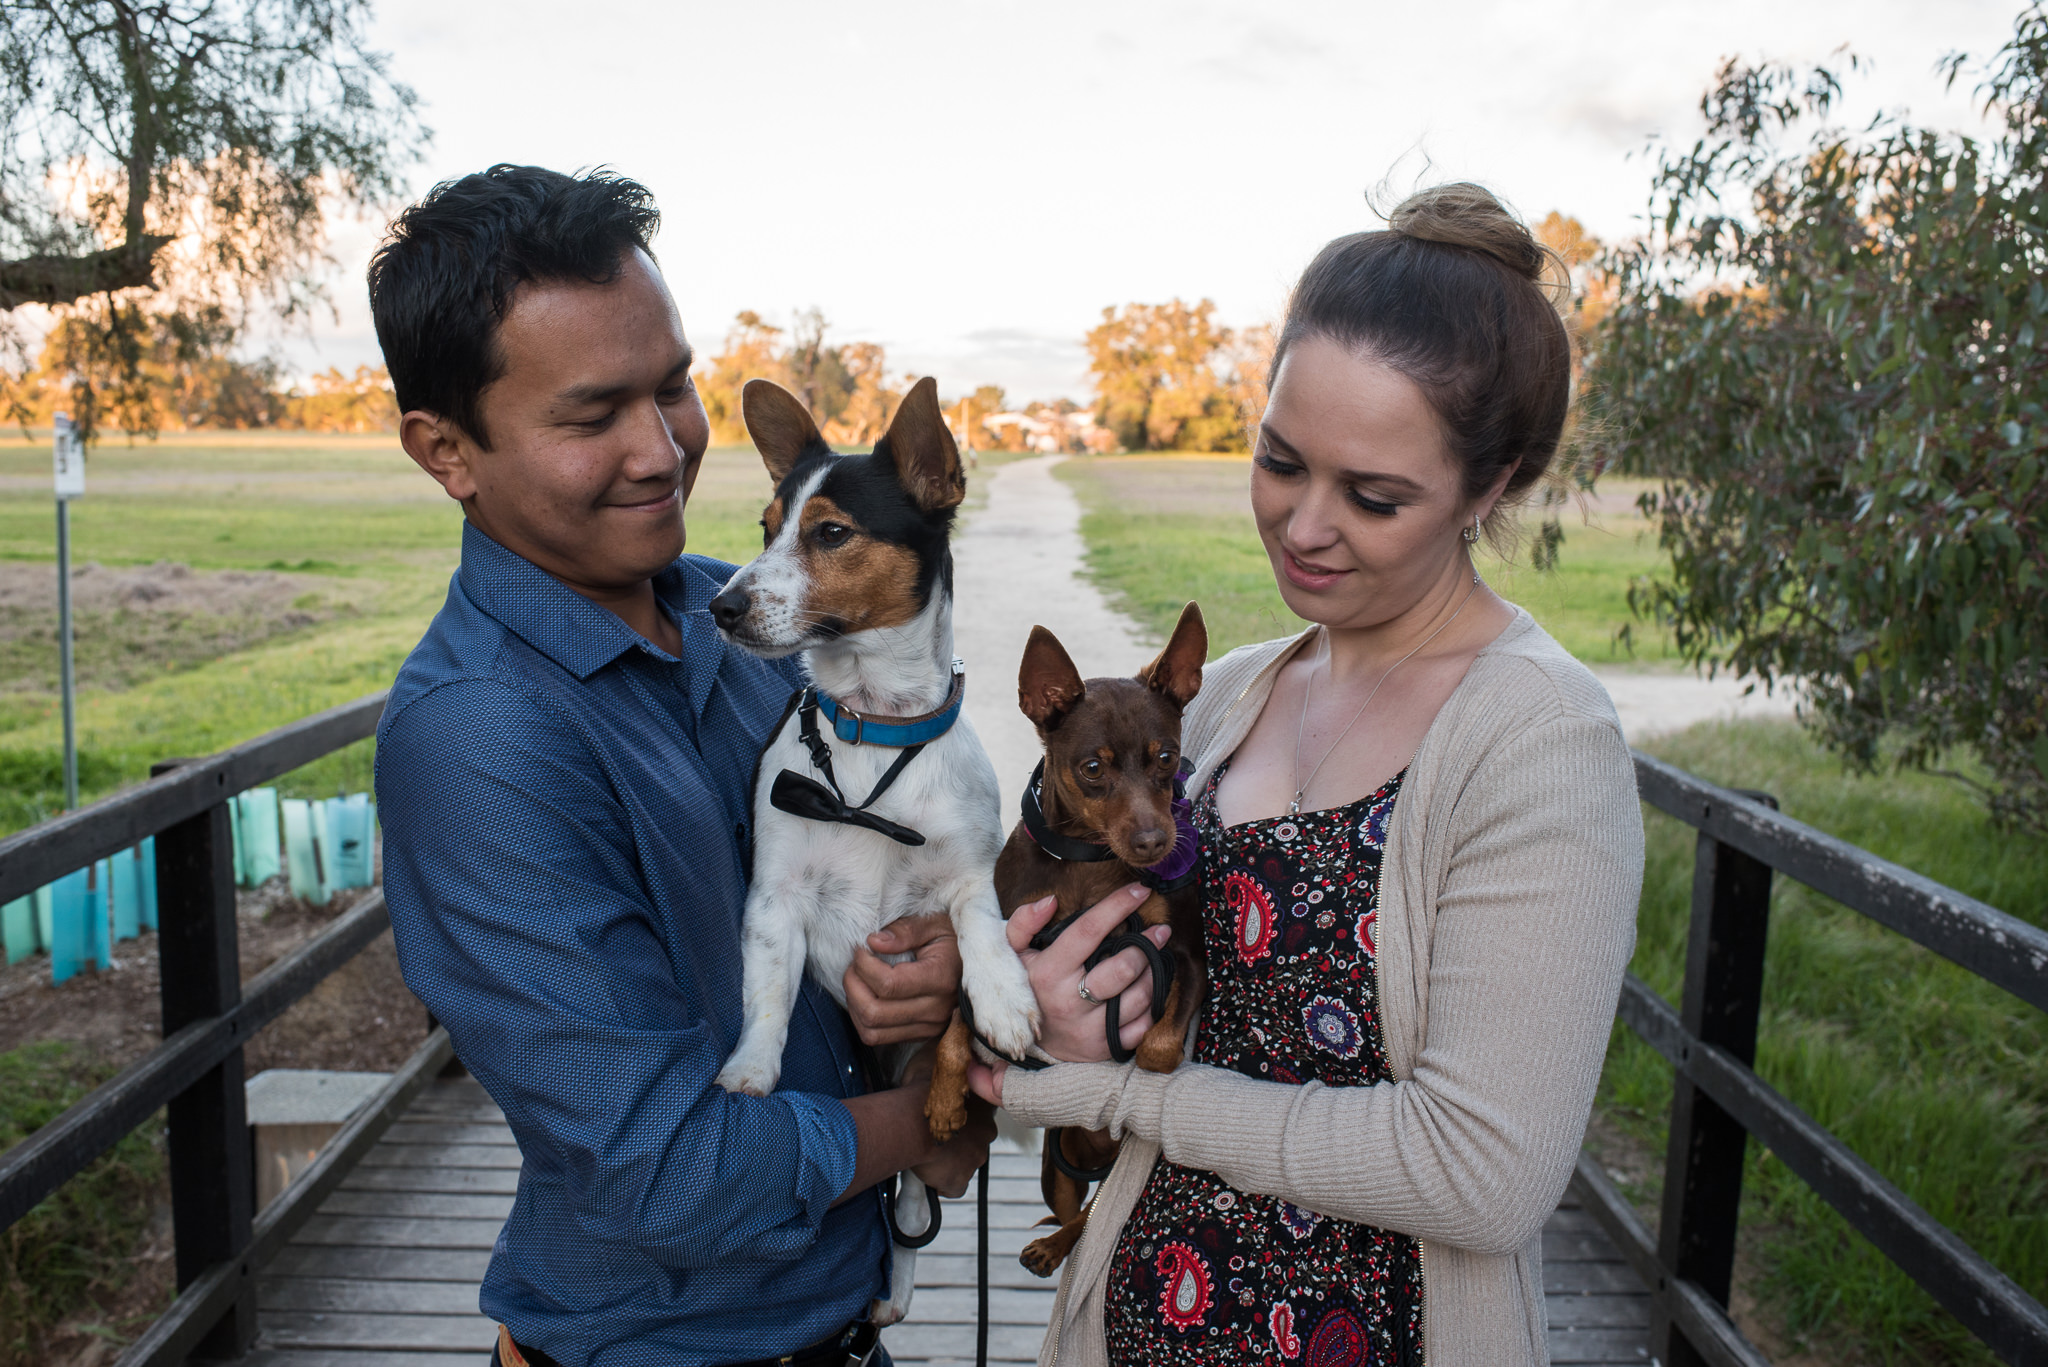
1079,759,1104,781
814,522,852,547
1157,748,1177,767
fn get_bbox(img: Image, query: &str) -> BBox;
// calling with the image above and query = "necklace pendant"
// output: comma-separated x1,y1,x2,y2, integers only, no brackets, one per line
1287,792,1303,817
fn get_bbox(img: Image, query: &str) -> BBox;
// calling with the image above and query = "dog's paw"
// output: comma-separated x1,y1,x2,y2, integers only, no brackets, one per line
869,1296,908,1328
715,1054,781,1098
924,1085,968,1143
1019,1236,1068,1279
965,954,1041,1059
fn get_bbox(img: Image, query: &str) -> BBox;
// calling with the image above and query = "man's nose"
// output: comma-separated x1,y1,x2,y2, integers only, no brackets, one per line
709,587,752,631
624,400,685,481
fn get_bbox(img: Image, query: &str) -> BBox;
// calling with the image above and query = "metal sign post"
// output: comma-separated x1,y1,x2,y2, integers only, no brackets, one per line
53,413,84,810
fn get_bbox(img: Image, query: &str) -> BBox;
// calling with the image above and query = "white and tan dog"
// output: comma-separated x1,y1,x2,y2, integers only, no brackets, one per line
708,376,1038,1325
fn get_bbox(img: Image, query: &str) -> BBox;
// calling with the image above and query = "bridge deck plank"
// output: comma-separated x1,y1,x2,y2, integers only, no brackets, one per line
252,1080,1653,1365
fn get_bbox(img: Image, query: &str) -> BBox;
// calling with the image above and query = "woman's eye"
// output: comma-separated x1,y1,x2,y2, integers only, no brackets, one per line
1348,489,1400,517
1253,450,1302,478
814,522,852,546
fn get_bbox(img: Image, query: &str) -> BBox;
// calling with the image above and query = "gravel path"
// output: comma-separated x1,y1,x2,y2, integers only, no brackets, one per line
950,455,1795,777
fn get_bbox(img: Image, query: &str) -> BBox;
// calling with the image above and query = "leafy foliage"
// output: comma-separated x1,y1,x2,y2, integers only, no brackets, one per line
1593,8,2048,832
1084,298,1269,452
0,0,424,437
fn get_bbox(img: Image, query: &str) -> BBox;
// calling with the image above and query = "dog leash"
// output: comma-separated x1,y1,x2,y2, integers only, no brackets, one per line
767,665,966,845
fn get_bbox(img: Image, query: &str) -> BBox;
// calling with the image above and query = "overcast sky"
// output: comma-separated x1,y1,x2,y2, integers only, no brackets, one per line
280,0,2022,401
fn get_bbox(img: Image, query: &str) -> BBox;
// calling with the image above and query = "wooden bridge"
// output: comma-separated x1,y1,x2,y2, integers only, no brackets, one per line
237,1076,1651,1365
2,692,2044,1367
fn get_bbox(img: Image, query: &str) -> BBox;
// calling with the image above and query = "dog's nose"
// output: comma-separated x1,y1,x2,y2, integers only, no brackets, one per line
709,587,752,632
1129,827,1172,865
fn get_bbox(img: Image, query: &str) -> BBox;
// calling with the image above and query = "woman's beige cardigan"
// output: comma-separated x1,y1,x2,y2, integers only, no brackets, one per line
1000,609,1644,1366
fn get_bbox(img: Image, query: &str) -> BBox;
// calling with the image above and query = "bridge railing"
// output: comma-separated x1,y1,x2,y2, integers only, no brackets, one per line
1574,751,2048,1367
0,691,454,1367
5,701,2047,1365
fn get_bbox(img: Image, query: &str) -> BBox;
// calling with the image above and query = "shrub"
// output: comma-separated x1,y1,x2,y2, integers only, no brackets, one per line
1593,8,2048,831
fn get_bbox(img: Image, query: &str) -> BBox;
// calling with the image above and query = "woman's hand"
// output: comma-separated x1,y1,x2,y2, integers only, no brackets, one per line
843,912,962,1046
965,884,1170,1109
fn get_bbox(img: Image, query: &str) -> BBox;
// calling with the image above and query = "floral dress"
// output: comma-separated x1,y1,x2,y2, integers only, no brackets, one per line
1104,763,1423,1367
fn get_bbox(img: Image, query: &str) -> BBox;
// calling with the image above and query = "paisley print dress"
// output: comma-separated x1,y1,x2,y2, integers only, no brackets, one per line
1104,764,1423,1366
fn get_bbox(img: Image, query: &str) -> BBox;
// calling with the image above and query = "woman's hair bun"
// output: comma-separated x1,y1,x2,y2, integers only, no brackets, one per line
1387,183,1551,283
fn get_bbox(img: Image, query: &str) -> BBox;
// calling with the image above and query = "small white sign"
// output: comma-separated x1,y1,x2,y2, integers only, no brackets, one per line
53,413,84,500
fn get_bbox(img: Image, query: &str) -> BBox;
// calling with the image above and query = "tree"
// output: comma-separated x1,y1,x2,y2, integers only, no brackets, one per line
697,310,784,444
1085,298,1250,452
0,0,424,437
1592,6,2048,831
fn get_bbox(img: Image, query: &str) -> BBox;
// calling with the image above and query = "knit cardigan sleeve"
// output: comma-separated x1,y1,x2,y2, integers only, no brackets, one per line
1001,705,1642,1257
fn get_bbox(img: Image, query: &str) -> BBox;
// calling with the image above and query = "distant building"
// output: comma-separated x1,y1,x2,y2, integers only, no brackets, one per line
982,407,1117,454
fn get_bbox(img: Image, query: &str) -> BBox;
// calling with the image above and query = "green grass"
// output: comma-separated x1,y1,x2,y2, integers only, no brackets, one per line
1604,721,2047,1365
1053,454,1680,662
0,1041,167,1365
0,434,781,834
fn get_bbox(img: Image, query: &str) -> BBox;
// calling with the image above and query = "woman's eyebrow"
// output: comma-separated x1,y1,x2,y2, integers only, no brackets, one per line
1260,423,1428,493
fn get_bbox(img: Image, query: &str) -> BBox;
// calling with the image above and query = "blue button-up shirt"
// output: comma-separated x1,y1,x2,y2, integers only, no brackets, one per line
376,522,887,1366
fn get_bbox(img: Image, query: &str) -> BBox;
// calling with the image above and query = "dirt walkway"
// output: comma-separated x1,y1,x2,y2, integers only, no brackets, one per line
950,455,1795,769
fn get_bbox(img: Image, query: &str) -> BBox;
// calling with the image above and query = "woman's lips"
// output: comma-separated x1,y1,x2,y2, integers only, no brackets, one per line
1282,550,1349,590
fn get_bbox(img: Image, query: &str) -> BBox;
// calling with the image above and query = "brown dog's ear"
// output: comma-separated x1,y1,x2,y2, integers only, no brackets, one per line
1138,602,1206,710
883,376,966,512
1019,625,1086,731
743,378,825,484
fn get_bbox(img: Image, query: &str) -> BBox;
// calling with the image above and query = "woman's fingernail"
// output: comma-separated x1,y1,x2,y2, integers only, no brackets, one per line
1147,925,1170,944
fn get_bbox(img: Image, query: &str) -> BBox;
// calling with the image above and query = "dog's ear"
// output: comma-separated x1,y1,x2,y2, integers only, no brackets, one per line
743,379,825,484
1138,601,1206,711
1019,625,1086,731
883,376,966,513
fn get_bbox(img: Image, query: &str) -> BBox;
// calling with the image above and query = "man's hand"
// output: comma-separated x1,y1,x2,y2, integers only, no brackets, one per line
844,912,962,1046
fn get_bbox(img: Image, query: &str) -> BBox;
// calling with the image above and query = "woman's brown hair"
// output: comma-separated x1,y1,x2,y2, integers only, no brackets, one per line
1271,183,1573,551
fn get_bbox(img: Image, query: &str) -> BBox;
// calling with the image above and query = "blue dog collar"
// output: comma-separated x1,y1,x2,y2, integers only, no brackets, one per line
815,660,966,747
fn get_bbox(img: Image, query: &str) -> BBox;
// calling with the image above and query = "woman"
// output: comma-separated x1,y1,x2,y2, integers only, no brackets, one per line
972,184,1644,1365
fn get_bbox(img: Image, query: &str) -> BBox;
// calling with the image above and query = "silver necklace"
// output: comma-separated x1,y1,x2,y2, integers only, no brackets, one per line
1287,576,1481,816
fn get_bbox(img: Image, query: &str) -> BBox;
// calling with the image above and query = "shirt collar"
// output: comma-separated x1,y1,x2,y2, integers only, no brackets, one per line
458,522,731,713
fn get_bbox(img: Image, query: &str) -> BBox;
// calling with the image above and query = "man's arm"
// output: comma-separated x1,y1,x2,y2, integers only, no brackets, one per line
379,679,879,1266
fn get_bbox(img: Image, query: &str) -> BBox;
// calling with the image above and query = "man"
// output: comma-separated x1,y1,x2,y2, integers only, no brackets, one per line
369,164,992,1367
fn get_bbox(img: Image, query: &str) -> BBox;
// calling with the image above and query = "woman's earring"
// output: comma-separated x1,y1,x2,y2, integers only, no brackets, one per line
1464,514,1482,584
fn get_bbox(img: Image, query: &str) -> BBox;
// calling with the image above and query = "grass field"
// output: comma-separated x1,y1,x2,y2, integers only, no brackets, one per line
1053,454,1682,662
1057,453,2046,1365
0,433,782,834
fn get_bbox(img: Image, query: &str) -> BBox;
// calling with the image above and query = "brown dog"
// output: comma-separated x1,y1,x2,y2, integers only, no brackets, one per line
926,601,1209,1276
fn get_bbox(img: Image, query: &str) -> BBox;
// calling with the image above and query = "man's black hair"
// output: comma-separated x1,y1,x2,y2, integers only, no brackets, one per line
367,164,660,448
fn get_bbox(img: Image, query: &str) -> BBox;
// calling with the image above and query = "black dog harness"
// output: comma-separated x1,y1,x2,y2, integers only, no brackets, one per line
766,664,966,846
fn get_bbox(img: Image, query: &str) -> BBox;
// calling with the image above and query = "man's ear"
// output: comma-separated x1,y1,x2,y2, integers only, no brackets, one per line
883,376,966,512
1138,602,1206,711
400,410,479,504
743,379,826,484
1019,625,1086,732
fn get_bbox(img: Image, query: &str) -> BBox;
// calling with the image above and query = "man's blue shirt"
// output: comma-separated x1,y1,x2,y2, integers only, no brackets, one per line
375,522,887,1366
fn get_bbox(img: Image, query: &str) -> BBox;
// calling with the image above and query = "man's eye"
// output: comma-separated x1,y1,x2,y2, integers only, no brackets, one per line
814,522,852,546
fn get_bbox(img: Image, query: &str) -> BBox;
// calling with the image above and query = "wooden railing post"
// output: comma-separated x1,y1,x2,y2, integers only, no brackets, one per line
1654,795,1777,1367
152,759,257,1360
